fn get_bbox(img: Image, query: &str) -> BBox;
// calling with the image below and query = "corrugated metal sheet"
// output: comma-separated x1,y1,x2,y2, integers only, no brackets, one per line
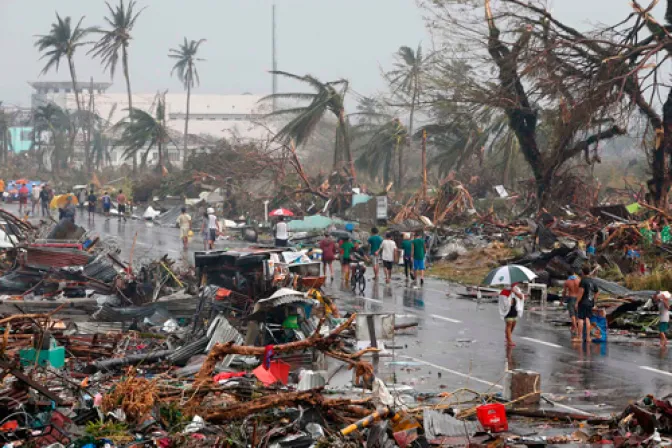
423,409,481,440
207,314,245,368
25,247,92,268
168,336,209,365
71,322,124,334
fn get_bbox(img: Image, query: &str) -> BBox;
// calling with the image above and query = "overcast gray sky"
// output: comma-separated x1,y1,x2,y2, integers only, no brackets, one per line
0,0,665,108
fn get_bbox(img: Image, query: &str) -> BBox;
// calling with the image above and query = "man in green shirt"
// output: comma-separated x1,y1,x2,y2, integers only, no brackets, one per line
402,234,414,282
368,227,384,281
411,231,426,286
340,238,355,282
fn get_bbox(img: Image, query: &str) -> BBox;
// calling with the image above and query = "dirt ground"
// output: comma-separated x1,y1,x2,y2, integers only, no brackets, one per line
429,244,516,285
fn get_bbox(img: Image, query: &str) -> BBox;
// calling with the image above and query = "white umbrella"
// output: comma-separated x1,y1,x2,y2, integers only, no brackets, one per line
483,264,537,286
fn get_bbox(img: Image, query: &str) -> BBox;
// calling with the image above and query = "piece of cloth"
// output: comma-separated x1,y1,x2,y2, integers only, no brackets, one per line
579,277,598,307
263,345,274,370
380,239,397,262
590,315,608,342
341,241,354,259
565,296,577,318
412,238,426,260
413,259,425,271
319,238,336,262
368,234,383,255
207,214,218,229
275,221,289,240
176,213,192,229
498,286,524,320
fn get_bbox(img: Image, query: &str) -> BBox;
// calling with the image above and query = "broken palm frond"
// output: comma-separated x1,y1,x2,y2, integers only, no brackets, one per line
102,369,159,424
392,180,479,225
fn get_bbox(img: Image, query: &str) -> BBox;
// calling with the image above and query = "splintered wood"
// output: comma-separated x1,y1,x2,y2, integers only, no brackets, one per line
392,180,479,225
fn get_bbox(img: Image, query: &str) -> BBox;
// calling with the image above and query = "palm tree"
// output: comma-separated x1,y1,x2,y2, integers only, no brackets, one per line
35,15,92,171
261,71,356,180
114,98,170,170
354,118,407,187
169,38,206,160
90,0,144,172
386,44,428,190
34,103,71,172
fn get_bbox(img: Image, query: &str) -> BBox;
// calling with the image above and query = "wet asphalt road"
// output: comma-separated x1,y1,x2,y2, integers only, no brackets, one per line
15,205,672,414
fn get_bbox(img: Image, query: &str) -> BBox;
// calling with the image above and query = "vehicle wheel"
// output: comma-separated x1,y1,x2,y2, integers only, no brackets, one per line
359,276,366,294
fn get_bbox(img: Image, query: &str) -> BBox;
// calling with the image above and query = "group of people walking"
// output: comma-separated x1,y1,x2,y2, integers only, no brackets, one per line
317,228,428,286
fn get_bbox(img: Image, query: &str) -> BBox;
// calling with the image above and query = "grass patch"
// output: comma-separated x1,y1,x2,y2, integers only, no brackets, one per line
429,245,515,285
625,266,672,291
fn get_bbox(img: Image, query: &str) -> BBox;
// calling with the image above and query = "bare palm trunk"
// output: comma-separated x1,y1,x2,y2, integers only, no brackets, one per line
122,45,136,175
68,55,90,175
184,80,191,161
338,109,356,182
403,85,417,192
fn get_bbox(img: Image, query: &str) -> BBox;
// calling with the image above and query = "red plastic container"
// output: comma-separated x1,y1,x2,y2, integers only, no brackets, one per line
476,403,508,432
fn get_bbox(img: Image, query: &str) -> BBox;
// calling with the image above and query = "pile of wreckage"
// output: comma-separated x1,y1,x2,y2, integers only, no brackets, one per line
3,208,672,447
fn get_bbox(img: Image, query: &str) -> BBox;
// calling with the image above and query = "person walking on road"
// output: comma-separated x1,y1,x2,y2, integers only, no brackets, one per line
380,232,397,284
563,273,582,341
274,216,289,247
116,189,127,222
101,192,111,220
176,207,192,251
499,282,525,347
653,291,670,347
206,207,219,250
411,231,426,286
61,195,76,223
39,184,51,217
340,237,355,283
401,233,414,282
319,232,336,280
199,211,209,251
87,189,97,222
18,183,29,216
31,183,40,215
368,227,383,281
577,266,599,342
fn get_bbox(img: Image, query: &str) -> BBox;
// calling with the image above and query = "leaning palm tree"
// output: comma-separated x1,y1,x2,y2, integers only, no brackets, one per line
34,103,71,172
89,0,144,171
114,99,170,170
169,38,206,160
35,15,92,170
261,71,356,181
385,44,428,189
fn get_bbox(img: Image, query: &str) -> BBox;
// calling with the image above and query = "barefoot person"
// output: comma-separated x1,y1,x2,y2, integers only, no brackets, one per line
499,282,525,347
653,291,670,347
319,232,336,280
176,207,192,251
563,273,582,340
577,266,599,342
380,232,397,284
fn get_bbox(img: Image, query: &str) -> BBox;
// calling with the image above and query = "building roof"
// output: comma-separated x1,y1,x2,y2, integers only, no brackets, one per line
29,81,112,91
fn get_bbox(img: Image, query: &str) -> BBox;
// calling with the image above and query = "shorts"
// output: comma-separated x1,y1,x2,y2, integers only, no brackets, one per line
88,204,95,213
342,257,351,265
103,204,111,212
209,228,217,242
660,322,669,333
180,227,190,238
118,204,126,214
383,260,394,270
413,259,425,271
505,317,518,323
370,255,379,265
577,304,593,320
565,296,577,318
275,239,288,247
19,198,27,205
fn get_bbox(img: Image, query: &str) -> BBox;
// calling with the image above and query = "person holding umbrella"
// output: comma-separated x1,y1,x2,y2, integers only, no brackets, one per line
484,264,536,347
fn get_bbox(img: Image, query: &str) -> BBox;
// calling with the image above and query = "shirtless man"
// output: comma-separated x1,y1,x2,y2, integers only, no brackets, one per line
563,272,582,341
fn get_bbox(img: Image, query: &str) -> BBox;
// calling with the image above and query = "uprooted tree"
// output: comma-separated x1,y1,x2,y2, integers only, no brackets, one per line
422,0,633,209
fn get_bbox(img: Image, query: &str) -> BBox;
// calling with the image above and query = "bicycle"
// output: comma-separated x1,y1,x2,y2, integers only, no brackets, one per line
350,260,367,294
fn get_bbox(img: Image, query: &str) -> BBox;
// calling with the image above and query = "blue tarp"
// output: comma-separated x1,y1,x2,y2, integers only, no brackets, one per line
288,215,355,231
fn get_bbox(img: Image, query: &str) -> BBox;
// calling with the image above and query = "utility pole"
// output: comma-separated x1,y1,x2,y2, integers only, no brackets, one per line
87,77,95,175
422,129,427,200
272,4,278,112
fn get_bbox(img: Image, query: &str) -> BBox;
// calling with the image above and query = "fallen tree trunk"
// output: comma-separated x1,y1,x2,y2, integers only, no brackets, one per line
204,389,372,422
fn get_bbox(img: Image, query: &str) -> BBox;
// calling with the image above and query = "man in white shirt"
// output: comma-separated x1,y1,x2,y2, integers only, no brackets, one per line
31,184,41,215
274,216,289,247
379,233,397,284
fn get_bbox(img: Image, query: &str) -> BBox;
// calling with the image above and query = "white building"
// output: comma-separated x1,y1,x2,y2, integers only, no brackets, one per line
29,81,272,167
